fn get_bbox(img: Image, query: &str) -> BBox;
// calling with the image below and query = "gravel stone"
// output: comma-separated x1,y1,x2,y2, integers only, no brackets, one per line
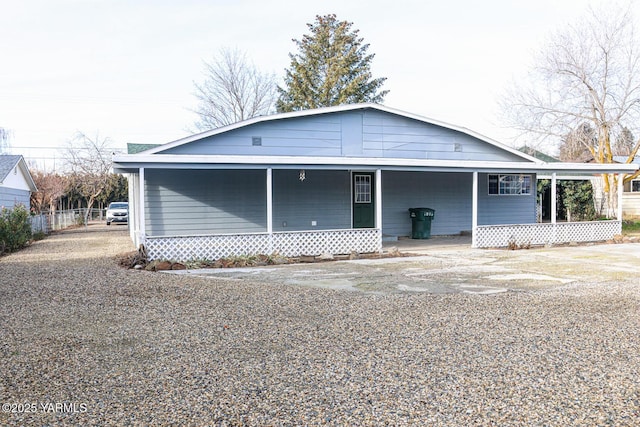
0,225,639,426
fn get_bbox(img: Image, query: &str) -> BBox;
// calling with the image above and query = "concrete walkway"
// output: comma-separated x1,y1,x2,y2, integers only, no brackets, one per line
383,234,472,254
168,238,640,295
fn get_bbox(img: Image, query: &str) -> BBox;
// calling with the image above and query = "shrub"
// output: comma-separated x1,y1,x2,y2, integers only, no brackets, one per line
0,204,33,254
561,180,597,221
31,231,47,241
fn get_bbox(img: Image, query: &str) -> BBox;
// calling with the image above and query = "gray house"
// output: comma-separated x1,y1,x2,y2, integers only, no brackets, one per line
0,155,37,210
113,104,636,261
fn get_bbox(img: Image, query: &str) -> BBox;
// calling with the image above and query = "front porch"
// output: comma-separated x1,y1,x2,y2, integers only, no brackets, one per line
134,168,628,261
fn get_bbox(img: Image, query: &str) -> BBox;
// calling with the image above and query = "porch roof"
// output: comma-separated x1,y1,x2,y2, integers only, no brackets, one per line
112,153,638,175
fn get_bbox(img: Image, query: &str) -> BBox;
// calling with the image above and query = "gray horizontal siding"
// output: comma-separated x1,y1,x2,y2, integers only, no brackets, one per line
142,168,537,239
273,170,351,231
159,109,532,163
477,173,537,225
362,111,525,161
622,193,640,217
382,171,537,237
382,171,473,236
164,115,343,157
0,187,30,210
144,169,266,236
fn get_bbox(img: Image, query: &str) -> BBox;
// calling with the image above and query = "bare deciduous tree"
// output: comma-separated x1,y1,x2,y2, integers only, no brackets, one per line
613,127,635,156
559,123,597,162
30,170,67,214
502,4,640,216
192,47,277,131
63,132,114,222
0,127,10,154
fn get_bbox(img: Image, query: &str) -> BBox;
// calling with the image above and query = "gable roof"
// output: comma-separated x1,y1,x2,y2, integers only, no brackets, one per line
140,103,540,163
113,104,639,176
0,155,37,191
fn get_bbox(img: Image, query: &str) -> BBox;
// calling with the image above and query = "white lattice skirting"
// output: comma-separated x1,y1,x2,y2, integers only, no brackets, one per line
475,220,622,248
144,228,382,261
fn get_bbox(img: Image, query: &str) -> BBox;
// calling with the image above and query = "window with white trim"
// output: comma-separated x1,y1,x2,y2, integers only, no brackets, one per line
354,174,371,203
631,179,640,192
488,174,532,195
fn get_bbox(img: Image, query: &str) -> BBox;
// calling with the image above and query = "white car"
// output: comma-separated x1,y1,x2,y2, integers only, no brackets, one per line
106,202,128,225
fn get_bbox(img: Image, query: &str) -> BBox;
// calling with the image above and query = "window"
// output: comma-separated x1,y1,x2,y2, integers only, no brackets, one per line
632,180,640,192
488,174,532,195
354,174,371,203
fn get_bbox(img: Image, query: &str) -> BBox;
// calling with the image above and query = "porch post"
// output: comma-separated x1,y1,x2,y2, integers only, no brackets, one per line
375,169,383,252
472,171,478,248
266,168,273,234
618,173,624,221
551,172,557,224
139,167,145,243
128,173,138,244
375,169,382,228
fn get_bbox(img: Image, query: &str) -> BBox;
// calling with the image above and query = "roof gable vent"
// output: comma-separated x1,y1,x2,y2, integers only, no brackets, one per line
252,136,262,146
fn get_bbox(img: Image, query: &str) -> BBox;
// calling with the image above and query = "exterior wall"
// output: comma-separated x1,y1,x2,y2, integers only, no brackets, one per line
361,111,523,161
622,192,640,218
382,171,537,237
161,110,527,162
0,187,30,210
1,165,32,191
164,115,343,157
382,171,473,236
273,170,351,231
141,168,537,241
477,173,537,225
144,169,267,236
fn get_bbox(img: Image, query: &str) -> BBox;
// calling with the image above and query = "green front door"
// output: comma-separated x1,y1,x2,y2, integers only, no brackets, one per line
353,173,375,228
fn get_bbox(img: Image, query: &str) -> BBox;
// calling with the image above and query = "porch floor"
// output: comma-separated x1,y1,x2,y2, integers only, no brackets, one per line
383,234,473,254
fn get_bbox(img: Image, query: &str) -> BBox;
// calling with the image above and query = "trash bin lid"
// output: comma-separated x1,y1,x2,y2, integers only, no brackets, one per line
409,207,435,216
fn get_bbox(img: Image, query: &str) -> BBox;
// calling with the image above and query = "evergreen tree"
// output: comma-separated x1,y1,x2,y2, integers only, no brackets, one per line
277,14,389,112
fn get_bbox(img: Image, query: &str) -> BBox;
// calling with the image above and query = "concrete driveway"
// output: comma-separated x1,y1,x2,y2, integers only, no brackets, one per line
168,241,640,294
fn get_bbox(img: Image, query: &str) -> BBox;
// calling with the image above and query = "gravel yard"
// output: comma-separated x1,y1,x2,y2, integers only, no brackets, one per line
1,225,639,426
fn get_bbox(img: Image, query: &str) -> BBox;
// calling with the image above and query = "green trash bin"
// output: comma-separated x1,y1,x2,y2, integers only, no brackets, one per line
408,207,435,239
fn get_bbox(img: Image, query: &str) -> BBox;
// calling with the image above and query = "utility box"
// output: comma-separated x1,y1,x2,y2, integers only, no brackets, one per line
408,207,435,239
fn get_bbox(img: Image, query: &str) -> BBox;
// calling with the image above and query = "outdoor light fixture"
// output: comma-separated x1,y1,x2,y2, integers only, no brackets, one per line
299,169,306,181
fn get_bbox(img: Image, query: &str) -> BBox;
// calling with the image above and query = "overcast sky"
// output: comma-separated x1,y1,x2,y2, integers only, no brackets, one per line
0,0,634,169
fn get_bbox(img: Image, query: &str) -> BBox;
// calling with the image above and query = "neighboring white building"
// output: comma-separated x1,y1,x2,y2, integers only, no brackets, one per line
0,155,37,210
616,156,640,218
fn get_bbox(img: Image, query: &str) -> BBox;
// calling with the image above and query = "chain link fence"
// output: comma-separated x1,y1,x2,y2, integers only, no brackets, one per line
29,209,106,234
